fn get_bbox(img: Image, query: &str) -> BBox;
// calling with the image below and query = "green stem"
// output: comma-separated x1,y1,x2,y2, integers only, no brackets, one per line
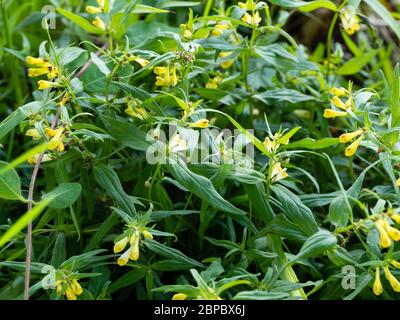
203,0,214,17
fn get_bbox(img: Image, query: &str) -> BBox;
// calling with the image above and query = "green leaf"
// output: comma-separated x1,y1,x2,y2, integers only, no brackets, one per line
292,230,337,262
166,158,245,218
0,161,23,201
337,51,377,76
90,52,110,76
283,138,339,150
43,183,82,209
144,239,205,268
0,199,51,248
57,8,105,35
254,89,314,104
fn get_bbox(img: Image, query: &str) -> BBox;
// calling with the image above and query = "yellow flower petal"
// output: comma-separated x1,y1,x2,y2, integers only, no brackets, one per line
344,135,364,157
189,119,209,129
339,129,363,144
390,213,400,224
331,96,347,110
375,219,392,249
114,236,129,253
172,293,188,300
92,16,106,30
142,230,153,239
71,279,83,296
390,260,400,269
117,248,131,266
65,287,77,300
384,219,400,241
323,109,347,119
26,129,41,140
330,87,346,97
384,267,400,292
218,52,234,69
86,6,103,14
38,80,54,90
28,68,49,78
373,267,383,296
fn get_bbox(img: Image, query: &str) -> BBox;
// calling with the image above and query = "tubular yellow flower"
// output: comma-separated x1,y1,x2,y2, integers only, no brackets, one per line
26,129,41,140
154,67,167,76
86,5,102,14
45,128,65,152
242,12,253,24
28,68,49,78
184,29,192,39
323,109,347,119
38,80,54,90
211,23,229,36
390,213,400,224
271,162,288,182
330,87,346,97
341,7,361,35
129,233,140,261
189,119,209,129
384,267,400,292
263,137,278,153
218,52,234,69
344,135,364,157
383,219,400,241
172,293,188,300
375,219,392,249
331,96,347,110
339,129,363,144
26,56,51,68
117,248,132,266
134,57,150,68
391,260,400,269
65,287,77,300
92,16,106,30
113,236,129,253
373,267,383,296
396,178,400,187
206,76,222,89
142,230,154,239
71,279,83,296
97,0,105,7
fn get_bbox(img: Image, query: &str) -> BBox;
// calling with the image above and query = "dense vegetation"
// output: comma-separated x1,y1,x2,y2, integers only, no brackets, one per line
1,0,400,300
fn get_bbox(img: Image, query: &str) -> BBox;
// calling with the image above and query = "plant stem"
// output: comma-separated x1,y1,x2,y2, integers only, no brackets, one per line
203,0,214,17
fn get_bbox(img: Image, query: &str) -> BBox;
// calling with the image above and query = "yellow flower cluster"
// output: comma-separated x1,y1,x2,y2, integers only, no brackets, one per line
206,76,222,89
27,56,59,90
125,100,149,120
154,66,179,87
86,0,107,30
374,214,400,249
55,278,83,300
114,228,153,267
271,162,288,183
373,263,400,296
263,134,280,154
340,6,361,36
324,87,352,119
239,1,262,27
180,23,193,39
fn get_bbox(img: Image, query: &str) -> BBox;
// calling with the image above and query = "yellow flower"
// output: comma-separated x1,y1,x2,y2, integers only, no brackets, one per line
117,247,132,266
26,56,51,68
142,230,153,239
86,5,102,14
172,293,188,300
65,287,77,300
113,236,129,253
271,162,288,182
375,219,392,249
331,96,347,110
238,2,247,9
323,109,347,119
26,129,41,140
384,266,400,292
341,8,360,35
339,129,363,144
396,178,400,187
92,16,106,30
390,213,400,224
242,11,261,27
71,279,83,296
206,76,222,89
373,267,383,296
184,29,192,39
383,219,400,241
218,52,234,69
263,137,279,153
28,68,50,78
129,232,140,261
344,135,364,157
189,119,209,129
38,80,54,90
134,57,150,68
154,66,178,87
45,128,65,152
211,23,229,36
169,134,188,153
391,260,400,269
47,66,59,79
330,87,346,97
